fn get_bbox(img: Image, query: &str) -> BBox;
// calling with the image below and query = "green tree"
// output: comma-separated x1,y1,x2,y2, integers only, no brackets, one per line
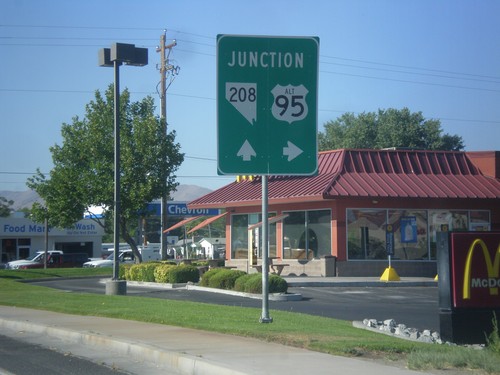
27,85,184,262
318,108,464,151
0,196,14,217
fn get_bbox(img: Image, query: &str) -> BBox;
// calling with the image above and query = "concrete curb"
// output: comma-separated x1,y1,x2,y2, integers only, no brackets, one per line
120,280,303,301
0,316,246,375
186,284,303,301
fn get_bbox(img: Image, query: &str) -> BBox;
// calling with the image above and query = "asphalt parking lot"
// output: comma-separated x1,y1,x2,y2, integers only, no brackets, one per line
34,278,440,331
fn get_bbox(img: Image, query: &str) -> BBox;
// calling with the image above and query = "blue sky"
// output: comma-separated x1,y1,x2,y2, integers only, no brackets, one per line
1,0,499,191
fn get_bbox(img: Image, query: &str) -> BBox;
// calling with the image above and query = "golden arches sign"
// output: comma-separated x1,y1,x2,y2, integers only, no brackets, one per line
462,238,500,300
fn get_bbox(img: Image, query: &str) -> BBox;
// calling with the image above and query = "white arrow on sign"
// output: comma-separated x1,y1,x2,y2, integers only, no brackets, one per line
237,140,256,161
283,141,303,161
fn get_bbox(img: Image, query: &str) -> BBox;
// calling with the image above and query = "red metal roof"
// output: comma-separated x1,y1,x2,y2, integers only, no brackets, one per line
189,149,500,209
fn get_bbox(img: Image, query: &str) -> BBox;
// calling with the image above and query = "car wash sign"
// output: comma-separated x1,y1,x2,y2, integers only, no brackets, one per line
217,35,319,175
450,232,500,309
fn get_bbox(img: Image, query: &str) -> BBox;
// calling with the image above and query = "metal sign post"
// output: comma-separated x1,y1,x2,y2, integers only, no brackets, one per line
217,35,319,322
260,175,272,323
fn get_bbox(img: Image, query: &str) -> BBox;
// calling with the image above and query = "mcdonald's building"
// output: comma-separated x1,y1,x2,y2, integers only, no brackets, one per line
188,149,500,277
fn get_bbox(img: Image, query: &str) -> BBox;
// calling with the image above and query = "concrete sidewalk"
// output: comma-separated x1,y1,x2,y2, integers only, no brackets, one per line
0,305,432,375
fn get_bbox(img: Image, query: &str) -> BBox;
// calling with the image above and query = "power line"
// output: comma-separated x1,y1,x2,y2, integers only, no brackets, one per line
1,25,500,125
1,87,499,124
321,70,500,93
321,60,500,85
0,24,162,31
0,154,218,176
321,54,500,82
3,42,500,91
3,25,498,83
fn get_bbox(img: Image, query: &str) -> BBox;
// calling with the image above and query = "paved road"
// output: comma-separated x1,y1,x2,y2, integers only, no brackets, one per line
33,278,439,332
0,333,133,375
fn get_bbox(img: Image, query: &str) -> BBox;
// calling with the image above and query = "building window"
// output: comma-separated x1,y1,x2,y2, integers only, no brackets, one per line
388,210,428,260
347,208,491,261
347,209,386,260
470,210,490,231
283,210,331,259
230,213,277,259
231,214,249,259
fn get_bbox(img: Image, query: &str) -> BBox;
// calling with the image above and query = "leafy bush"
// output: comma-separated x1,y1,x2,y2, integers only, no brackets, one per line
233,273,287,294
168,265,200,284
140,262,161,282
192,261,209,267
125,262,161,282
487,313,500,355
208,269,246,290
126,264,141,281
234,273,259,292
162,261,177,266
269,274,288,293
119,264,132,280
199,268,226,287
154,264,176,283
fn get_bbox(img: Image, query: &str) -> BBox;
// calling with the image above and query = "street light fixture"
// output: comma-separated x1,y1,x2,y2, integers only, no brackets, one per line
99,43,148,295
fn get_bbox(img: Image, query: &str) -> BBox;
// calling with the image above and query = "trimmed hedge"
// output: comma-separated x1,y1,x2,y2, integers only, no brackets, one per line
153,264,176,283
119,264,132,280
234,273,262,293
208,269,246,290
168,265,200,284
122,262,199,284
268,274,288,293
120,263,287,294
199,268,226,287
234,273,288,294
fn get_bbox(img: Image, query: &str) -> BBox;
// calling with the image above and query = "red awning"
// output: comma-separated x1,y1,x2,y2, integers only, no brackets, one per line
163,216,203,233
248,213,289,231
187,212,228,234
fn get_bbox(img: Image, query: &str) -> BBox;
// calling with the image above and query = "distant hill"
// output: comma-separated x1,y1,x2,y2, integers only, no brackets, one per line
170,184,212,202
0,184,212,211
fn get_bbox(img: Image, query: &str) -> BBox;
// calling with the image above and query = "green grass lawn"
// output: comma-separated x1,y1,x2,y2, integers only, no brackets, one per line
0,268,499,374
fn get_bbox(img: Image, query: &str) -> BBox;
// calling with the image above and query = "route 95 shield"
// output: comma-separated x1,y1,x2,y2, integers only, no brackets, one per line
271,84,309,124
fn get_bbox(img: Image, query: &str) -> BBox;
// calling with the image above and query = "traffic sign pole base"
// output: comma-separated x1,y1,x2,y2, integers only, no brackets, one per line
380,267,400,282
259,316,273,323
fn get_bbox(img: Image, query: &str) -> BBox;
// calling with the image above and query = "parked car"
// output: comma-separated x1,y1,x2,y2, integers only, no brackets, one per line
17,253,90,269
83,250,135,268
6,250,63,270
83,247,161,268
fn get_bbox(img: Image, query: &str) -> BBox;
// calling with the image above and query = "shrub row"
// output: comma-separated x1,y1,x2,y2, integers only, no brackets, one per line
200,268,288,294
120,262,199,284
119,262,288,294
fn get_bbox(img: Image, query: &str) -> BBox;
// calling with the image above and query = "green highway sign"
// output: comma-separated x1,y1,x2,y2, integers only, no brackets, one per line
217,35,319,175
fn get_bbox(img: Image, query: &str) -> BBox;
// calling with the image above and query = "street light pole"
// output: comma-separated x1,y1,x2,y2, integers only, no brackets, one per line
99,43,148,295
113,58,121,282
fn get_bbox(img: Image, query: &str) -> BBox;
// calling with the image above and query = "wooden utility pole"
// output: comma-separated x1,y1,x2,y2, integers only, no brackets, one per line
156,31,179,259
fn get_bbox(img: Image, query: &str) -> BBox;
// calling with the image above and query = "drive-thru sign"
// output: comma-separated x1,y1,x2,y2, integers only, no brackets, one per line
217,35,319,175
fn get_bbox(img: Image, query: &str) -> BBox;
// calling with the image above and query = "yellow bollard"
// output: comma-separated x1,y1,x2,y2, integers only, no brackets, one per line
380,267,400,282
